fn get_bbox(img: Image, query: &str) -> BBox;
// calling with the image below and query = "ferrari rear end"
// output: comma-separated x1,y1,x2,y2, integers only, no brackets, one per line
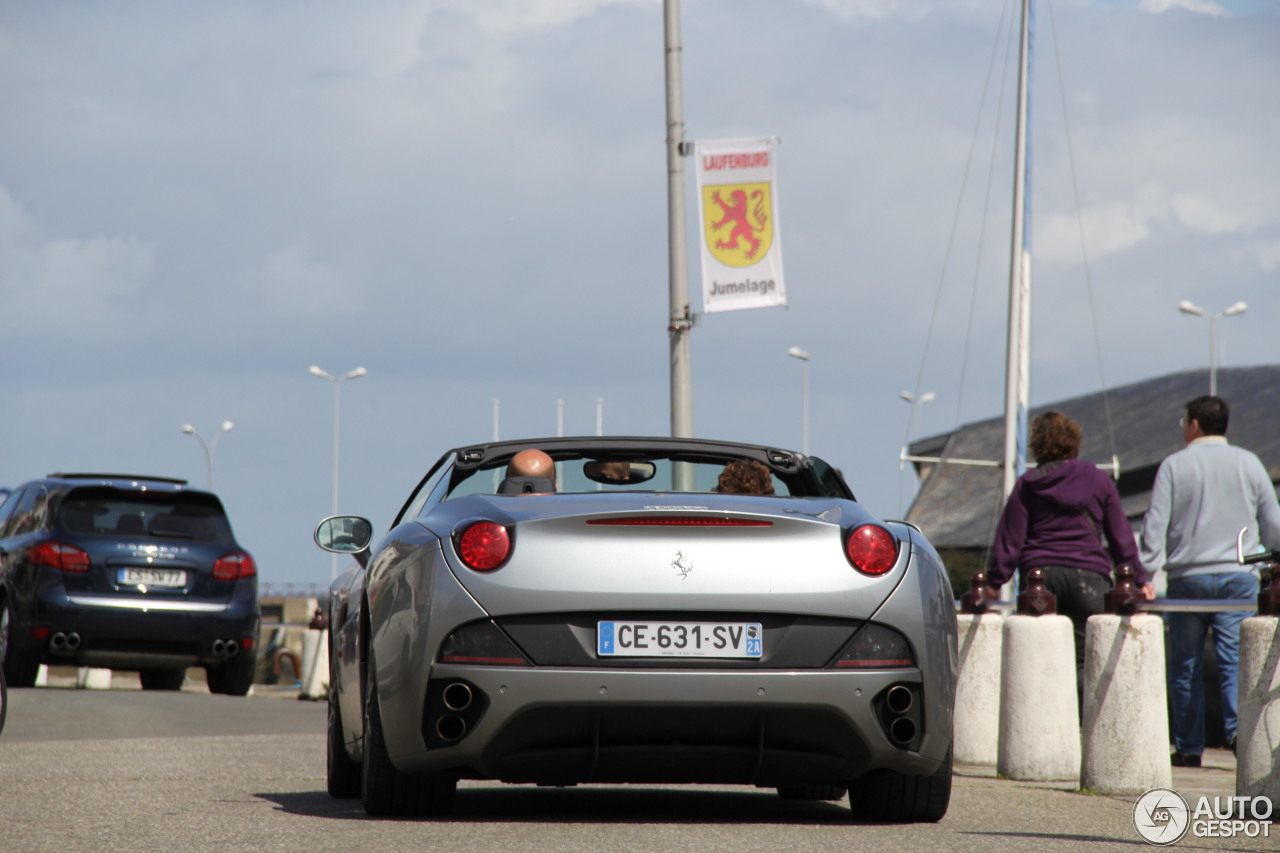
366,492,956,818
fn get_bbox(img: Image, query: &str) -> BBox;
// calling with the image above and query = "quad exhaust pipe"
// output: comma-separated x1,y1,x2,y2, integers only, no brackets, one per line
428,681,479,745
886,684,914,715
442,681,473,712
889,716,917,746
50,632,82,653
882,683,920,748
435,714,467,742
211,639,239,659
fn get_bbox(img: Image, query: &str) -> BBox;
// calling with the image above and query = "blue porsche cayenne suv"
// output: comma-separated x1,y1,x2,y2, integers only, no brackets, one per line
0,473,260,694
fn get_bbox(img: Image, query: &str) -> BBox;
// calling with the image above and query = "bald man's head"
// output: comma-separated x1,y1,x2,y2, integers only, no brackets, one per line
507,449,556,485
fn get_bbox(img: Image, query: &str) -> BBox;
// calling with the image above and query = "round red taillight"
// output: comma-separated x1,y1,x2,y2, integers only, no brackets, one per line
845,525,898,576
457,521,511,571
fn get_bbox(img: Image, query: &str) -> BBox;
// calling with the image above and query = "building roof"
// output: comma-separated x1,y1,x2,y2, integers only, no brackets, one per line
903,365,1280,550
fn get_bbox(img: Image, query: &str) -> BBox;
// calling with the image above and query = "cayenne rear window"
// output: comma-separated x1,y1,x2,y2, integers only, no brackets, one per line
58,488,233,542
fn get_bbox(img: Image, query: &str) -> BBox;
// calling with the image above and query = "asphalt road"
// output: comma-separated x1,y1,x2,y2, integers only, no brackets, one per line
0,682,1264,853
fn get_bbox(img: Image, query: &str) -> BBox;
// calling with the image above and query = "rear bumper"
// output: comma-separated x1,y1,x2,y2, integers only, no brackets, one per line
21,583,259,671
389,664,944,785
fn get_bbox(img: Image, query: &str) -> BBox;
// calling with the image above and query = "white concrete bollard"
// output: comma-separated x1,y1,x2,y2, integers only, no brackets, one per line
1081,614,1171,795
300,629,330,700
1237,616,1280,801
954,612,1003,765
998,614,1080,781
35,664,48,687
76,667,112,689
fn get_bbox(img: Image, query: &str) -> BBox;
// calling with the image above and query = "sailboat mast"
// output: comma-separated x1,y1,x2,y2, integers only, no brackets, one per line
1002,0,1033,499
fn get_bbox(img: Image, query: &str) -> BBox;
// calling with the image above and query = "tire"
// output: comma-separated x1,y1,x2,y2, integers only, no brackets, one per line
206,653,256,696
327,689,362,798
777,783,847,801
847,747,952,823
0,601,39,689
139,668,187,691
362,677,455,817
0,668,8,736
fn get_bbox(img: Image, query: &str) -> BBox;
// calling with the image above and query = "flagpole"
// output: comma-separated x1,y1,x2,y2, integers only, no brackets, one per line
664,0,694,444
1002,0,1032,501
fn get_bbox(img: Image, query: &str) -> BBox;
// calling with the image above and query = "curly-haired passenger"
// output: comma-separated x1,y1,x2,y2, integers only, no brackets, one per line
715,459,775,495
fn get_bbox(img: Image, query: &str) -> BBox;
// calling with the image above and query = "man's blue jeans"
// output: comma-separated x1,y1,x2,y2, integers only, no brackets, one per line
1166,573,1258,756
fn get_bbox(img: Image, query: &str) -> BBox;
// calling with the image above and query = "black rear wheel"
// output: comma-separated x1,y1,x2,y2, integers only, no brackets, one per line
847,746,952,823
327,689,361,798
0,668,8,735
362,677,455,817
205,653,256,696
0,601,39,689
140,668,187,691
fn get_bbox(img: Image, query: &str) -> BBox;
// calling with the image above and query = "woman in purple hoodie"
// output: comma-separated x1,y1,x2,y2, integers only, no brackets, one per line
988,411,1153,688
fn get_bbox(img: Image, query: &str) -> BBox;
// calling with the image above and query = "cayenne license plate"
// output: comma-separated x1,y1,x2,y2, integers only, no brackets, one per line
118,568,187,588
597,621,763,658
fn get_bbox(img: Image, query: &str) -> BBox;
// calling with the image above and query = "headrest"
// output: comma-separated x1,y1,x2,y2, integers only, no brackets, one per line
497,476,556,495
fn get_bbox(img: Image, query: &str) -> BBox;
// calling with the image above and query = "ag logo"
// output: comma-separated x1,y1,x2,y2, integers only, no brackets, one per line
1134,788,1190,845
703,183,772,267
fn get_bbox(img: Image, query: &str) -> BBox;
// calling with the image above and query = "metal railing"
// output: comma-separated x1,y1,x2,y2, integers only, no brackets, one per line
956,598,1259,613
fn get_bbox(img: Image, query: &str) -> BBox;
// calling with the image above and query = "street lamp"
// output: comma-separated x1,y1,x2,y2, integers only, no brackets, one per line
181,421,234,489
1178,300,1247,396
310,365,367,579
899,390,937,442
787,347,811,455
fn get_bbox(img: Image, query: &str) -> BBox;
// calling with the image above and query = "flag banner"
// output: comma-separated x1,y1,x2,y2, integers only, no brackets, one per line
694,138,786,313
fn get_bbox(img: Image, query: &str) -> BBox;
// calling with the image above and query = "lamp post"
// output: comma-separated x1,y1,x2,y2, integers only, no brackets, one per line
787,347,811,455
899,390,937,443
309,365,367,579
1178,300,1247,396
181,421,234,489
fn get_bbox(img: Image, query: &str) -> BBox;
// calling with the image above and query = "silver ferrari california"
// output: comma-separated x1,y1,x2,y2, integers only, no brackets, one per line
314,436,956,821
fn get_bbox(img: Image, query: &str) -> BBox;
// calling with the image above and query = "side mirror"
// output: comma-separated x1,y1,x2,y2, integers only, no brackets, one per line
315,516,373,555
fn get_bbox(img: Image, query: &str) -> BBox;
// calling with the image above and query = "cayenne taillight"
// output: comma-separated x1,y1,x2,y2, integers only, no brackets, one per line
456,521,511,571
845,524,898,576
29,542,90,573
212,551,257,581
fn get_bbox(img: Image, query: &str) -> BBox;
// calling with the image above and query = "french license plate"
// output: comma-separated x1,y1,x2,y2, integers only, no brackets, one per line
597,621,763,658
118,568,187,588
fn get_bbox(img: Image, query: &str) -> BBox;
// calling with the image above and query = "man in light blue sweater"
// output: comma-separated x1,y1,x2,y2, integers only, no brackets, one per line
1140,396,1280,767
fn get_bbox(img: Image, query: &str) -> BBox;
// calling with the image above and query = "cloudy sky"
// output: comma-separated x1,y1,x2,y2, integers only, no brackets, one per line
1,0,1276,587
